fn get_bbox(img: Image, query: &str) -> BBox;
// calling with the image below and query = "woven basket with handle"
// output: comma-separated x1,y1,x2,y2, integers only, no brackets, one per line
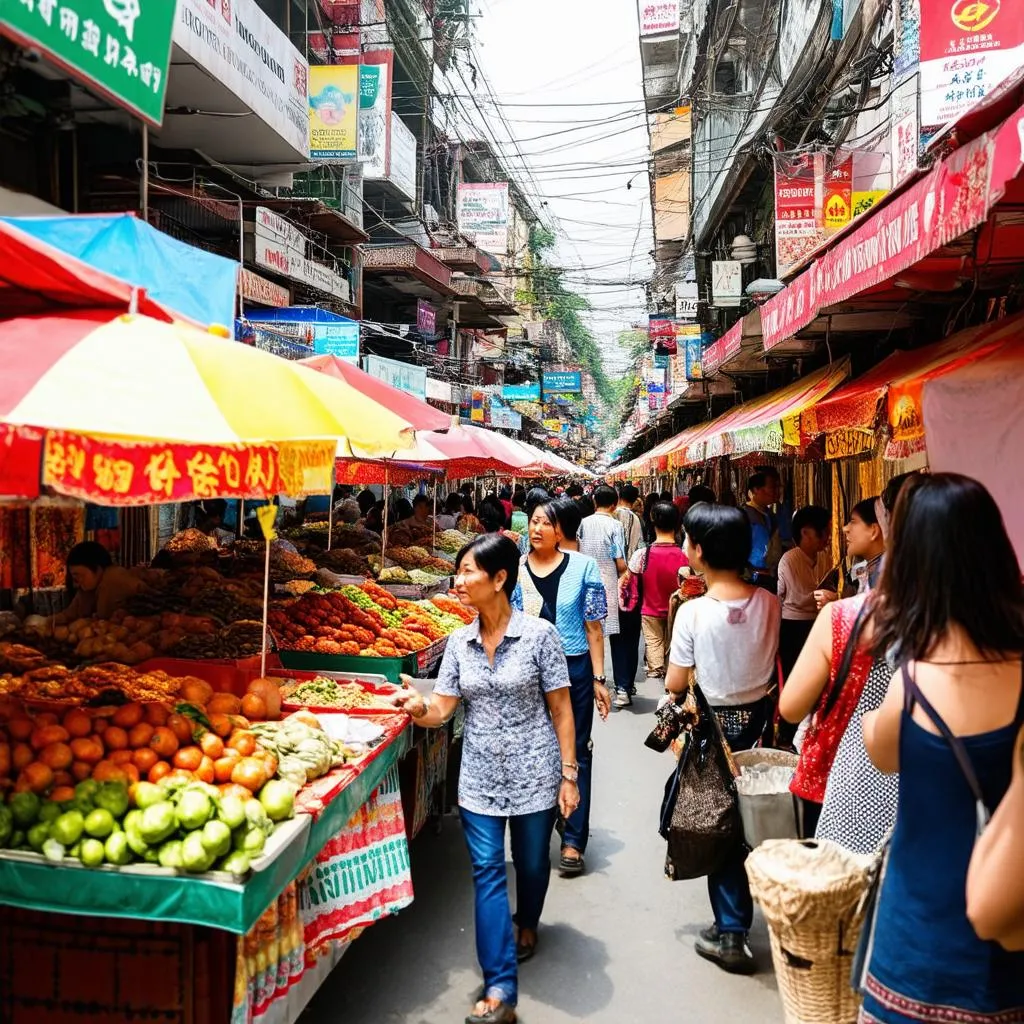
746,838,874,1024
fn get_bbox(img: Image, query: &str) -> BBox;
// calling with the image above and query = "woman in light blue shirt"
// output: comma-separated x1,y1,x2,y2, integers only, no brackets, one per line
514,498,610,876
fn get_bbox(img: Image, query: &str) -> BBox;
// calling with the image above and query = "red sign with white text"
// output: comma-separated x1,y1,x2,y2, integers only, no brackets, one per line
775,154,823,276
41,432,335,505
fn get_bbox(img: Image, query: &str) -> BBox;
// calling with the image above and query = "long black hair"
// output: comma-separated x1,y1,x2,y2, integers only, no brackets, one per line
872,473,1024,662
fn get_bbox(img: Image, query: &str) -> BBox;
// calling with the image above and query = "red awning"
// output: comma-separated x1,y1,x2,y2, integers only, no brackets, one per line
760,98,1024,351
300,354,453,432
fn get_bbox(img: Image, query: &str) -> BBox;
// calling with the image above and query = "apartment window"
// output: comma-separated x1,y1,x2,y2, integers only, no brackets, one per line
714,61,739,95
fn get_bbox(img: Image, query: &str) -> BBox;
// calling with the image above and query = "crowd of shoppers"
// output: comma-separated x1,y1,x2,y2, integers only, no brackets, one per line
398,467,1024,1023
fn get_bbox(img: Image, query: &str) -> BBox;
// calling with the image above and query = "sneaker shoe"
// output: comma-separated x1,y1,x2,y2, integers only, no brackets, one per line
699,923,720,944
614,691,633,708
694,930,756,975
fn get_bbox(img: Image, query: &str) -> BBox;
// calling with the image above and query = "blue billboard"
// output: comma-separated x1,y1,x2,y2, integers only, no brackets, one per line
542,371,582,394
313,321,360,361
502,383,542,402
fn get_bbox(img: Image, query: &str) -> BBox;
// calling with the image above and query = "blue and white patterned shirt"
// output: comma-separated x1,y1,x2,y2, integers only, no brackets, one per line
512,550,607,656
433,609,570,816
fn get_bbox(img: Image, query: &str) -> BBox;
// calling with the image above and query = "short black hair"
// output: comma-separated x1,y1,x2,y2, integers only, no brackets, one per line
550,496,583,542
850,497,880,527
412,495,430,509
456,533,521,598
566,483,584,498
747,470,779,493
882,471,918,513
444,493,463,514
477,498,507,532
683,503,752,572
67,541,113,572
792,505,830,538
393,498,414,521
357,489,376,514
575,495,595,519
619,484,639,504
688,485,716,506
525,487,550,519
594,485,618,509
512,485,527,508
873,473,1024,661
651,502,679,534
659,491,672,503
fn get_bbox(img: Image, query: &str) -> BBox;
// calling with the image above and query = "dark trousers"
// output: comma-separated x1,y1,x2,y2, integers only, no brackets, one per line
610,607,642,693
778,618,814,747
562,652,595,854
707,697,769,934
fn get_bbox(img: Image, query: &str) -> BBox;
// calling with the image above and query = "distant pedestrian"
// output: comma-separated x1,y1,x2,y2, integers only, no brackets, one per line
665,503,780,974
615,484,646,695
860,473,1024,1023
743,469,782,592
624,502,688,681
394,534,579,1024
510,486,528,535
777,505,830,681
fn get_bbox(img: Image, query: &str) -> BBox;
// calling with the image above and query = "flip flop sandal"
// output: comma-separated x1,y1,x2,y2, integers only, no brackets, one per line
559,850,585,875
516,937,538,963
466,1000,517,1024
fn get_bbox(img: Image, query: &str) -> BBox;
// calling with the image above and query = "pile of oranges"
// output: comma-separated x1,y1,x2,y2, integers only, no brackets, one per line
0,683,279,805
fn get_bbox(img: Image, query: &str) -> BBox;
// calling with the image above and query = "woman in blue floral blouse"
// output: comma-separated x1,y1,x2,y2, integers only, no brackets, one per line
395,534,578,1024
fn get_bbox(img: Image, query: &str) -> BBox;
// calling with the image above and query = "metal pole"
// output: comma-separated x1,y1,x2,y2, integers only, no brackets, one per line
260,536,271,677
141,123,149,222
327,495,333,551
432,486,437,551
382,464,390,569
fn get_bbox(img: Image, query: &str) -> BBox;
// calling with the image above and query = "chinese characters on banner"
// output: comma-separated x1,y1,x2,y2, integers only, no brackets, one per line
774,153,824,276
42,433,335,505
0,0,177,126
639,0,681,35
919,0,1024,127
823,156,853,234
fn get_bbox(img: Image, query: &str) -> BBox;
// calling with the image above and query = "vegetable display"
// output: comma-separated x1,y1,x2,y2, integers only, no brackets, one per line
282,677,396,712
268,581,463,657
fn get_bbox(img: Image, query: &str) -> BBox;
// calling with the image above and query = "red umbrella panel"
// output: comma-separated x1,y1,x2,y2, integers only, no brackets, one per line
300,354,453,433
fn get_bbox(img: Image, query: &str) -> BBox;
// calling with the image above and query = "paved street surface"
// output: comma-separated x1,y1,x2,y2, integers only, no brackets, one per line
305,658,783,1024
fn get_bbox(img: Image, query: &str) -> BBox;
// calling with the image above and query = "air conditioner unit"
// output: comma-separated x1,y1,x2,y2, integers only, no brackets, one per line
423,204,440,229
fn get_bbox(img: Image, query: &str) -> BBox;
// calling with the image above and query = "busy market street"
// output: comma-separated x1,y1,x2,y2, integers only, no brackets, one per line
1,0,1024,1021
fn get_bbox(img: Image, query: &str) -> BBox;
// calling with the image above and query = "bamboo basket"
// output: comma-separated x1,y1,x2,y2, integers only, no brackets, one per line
746,839,874,1024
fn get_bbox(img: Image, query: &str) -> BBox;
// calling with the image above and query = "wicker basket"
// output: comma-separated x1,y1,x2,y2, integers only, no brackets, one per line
746,839,874,1024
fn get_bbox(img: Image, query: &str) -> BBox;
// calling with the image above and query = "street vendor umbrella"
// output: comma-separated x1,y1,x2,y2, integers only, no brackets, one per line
300,354,453,432
417,424,537,476
0,310,418,503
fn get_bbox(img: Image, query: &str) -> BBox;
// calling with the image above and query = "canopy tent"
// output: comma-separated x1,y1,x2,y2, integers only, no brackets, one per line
924,334,1024,562
662,361,850,469
0,311,418,504
1,215,238,330
300,354,452,432
803,314,1024,458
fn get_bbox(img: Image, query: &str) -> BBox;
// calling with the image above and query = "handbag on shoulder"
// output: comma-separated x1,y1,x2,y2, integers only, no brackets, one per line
659,683,742,880
619,544,651,613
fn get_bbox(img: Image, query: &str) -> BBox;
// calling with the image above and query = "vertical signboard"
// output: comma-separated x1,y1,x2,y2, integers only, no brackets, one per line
919,0,1024,127
711,260,743,306
649,315,677,353
416,300,436,335
457,183,510,257
639,0,681,35
309,64,359,161
822,155,853,234
1,0,177,127
389,115,418,201
358,58,390,177
774,153,824,276
891,76,921,187
893,0,921,82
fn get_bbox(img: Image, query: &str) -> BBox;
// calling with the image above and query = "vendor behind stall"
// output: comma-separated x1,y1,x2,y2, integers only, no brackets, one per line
54,542,145,624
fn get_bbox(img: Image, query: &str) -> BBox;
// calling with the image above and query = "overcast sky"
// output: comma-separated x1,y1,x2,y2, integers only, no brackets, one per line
472,0,652,374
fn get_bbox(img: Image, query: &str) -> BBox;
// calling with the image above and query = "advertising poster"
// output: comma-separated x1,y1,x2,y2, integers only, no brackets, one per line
711,260,743,306
893,0,921,81
457,183,510,256
309,64,359,161
649,316,677,353
823,156,853,234
416,300,436,336
774,153,824,276
359,59,390,177
684,333,704,381
919,0,1024,126
639,0,681,35
542,372,582,394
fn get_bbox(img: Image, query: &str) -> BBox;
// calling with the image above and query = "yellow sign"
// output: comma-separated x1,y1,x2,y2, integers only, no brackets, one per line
309,65,359,161
824,428,875,460
853,190,888,218
255,504,278,542
543,419,561,432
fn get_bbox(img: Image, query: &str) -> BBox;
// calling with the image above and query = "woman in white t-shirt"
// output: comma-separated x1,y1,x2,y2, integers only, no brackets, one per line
665,501,781,976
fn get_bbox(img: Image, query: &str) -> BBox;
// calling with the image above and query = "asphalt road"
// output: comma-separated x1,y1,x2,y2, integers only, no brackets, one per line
304,661,784,1024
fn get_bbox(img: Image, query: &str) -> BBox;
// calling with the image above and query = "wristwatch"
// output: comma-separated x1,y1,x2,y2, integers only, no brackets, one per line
561,769,579,784
593,675,607,684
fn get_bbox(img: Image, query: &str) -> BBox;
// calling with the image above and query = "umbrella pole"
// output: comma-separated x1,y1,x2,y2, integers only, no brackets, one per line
260,537,271,677
327,493,333,552
432,484,437,551
382,464,390,571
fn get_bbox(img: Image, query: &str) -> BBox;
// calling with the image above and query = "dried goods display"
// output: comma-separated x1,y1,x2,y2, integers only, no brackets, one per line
430,594,477,625
169,621,269,660
268,581,462,657
384,546,455,576
281,580,317,597
0,662,187,705
435,529,474,554
165,529,218,555
314,548,374,577
378,566,413,584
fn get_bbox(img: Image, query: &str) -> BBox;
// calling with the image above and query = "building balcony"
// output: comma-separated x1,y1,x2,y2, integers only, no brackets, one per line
434,246,494,274
362,242,456,297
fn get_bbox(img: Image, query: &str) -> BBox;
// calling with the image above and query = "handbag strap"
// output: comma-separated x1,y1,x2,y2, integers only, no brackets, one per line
901,663,991,830
822,599,872,718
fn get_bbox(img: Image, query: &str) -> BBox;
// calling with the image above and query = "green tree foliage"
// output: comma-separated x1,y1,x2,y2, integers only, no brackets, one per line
526,226,615,407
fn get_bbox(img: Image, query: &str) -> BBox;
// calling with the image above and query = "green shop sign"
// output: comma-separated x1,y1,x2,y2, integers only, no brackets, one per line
0,0,177,127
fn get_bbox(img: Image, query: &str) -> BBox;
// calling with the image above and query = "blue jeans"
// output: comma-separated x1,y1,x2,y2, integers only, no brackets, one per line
460,806,558,1006
562,652,595,854
706,697,769,935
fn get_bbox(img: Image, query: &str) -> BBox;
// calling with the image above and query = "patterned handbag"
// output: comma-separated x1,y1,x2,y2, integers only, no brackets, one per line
659,683,743,880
